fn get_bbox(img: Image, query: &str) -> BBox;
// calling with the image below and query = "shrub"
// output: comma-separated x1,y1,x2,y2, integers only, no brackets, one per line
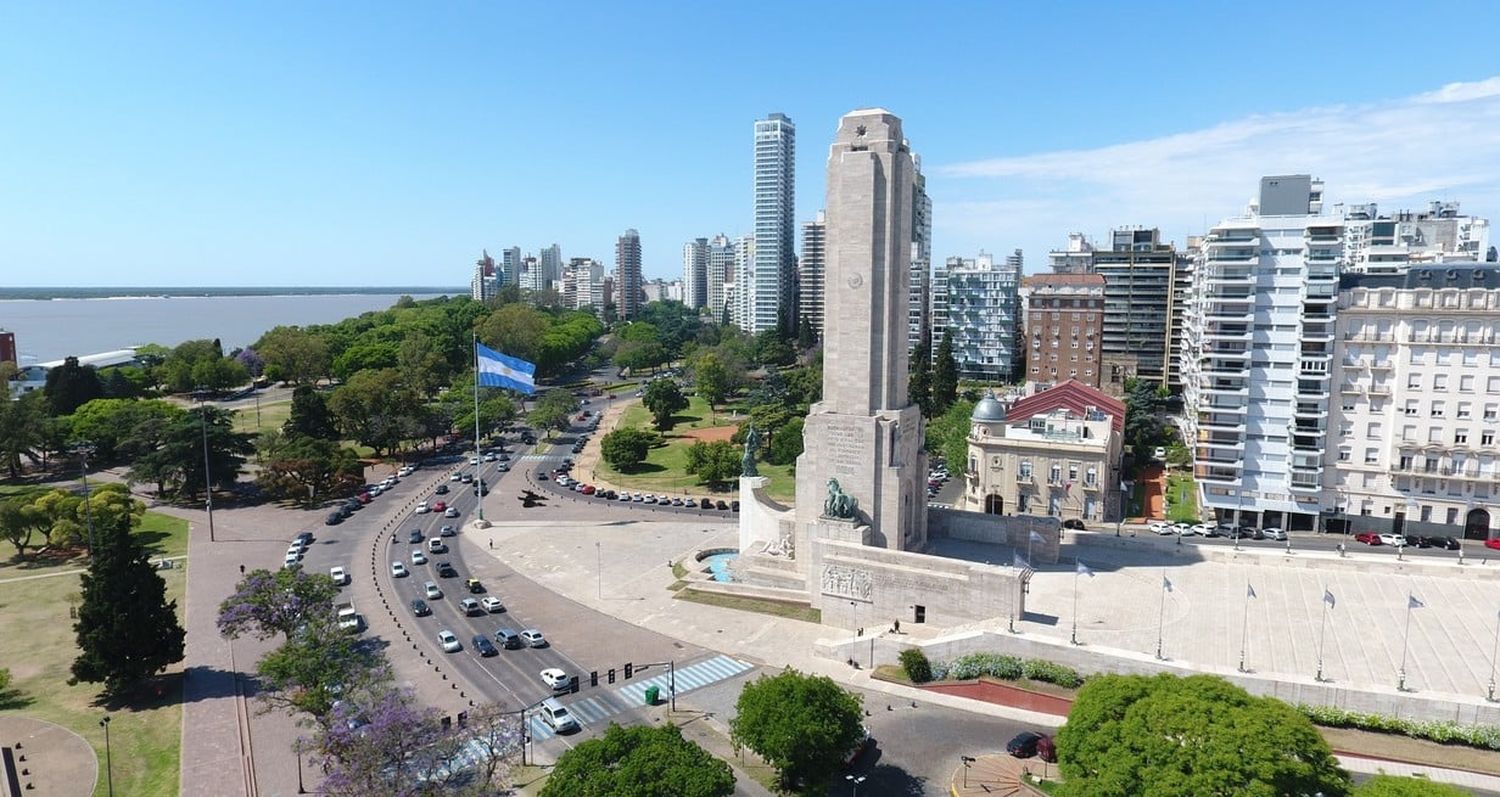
946,653,1023,681
898,648,932,684
1022,659,1085,688
1297,704,1500,751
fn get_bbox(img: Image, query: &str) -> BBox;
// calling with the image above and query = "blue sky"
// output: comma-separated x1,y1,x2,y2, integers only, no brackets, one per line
5,1,1500,286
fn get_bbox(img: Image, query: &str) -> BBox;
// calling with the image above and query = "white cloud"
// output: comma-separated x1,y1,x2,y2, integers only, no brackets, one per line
933,76,1500,267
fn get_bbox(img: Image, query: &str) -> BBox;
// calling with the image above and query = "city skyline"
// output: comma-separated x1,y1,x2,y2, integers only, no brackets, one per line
5,3,1500,286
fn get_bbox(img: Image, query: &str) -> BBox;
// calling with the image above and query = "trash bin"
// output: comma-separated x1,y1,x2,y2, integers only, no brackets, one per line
644,685,660,705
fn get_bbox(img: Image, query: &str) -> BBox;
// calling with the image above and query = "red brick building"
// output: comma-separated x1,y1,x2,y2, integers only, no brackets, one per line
1021,274,1106,388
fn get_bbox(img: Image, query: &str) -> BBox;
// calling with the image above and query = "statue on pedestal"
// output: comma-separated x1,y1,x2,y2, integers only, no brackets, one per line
741,424,761,477
823,478,859,520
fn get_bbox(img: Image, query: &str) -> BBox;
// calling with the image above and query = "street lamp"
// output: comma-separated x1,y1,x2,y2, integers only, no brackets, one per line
99,715,114,797
296,747,306,794
72,442,97,560
845,774,866,795
194,389,217,542
960,755,977,787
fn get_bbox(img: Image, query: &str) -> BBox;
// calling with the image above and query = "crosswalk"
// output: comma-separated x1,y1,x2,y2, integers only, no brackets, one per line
518,453,561,461
526,654,755,742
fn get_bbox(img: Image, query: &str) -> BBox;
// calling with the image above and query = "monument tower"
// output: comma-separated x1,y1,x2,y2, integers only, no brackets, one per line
794,108,927,552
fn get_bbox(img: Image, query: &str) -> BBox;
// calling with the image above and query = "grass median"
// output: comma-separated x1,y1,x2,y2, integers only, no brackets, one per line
674,588,822,624
0,511,188,797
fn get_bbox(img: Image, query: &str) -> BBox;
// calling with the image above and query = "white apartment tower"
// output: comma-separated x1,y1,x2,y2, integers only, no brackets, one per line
941,252,1020,381
683,238,709,311
908,154,934,354
707,234,736,322
1184,175,1339,532
750,113,795,334
471,250,499,302
798,212,827,337
732,234,756,330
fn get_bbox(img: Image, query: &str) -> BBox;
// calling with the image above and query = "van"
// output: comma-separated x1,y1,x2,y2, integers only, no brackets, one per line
538,698,578,733
494,629,522,649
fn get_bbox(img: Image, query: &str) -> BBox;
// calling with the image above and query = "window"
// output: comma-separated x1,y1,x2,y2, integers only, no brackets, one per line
1447,508,1460,525
1341,399,1356,411
1399,454,1413,470
1019,461,1032,479
1489,376,1500,393
1428,427,1443,443
1456,430,1468,445
1458,402,1472,419
1484,431,1495,446
1420,505,1432,523
1486,404,1498,421
1017,494,1030,512
1068,464,1079,482
1403,400,1419,416
1431,401,1446,418
1365,422,1382,439
1364,448,1379,464
1084,467,1097,486
1464,351,1479,367
1462,375,1476,392
1434,374,1449,391
1049,465,1062,484
1337,448,1351,461
1401,425,1416,441
1408,374,1423,390
1339,423,1354,438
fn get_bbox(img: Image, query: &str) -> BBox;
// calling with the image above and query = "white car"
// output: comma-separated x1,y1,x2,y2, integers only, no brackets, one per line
483,453,497,462
284,549,302,565
459,597,483,616
424,581,443,599
1191,524,1211,536
1261,527,1288,541
444,507,460,518
1379,533,1406,546
469,456,482,465
1153,446,1167,459
411,550,428,565
450,472,462,481
439,525,457,537
329,566,348,586
540,668,571,691
520,628,546,648
480,596,505,613
391,562,409,578
428,538,447,553
438,630,462,653
1174,523,1194,536
415,504,431,515
1148,522,1174,535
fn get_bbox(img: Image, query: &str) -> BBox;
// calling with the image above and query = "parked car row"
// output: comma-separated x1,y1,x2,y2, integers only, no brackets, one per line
547,462,739,511
1353,532,1464,550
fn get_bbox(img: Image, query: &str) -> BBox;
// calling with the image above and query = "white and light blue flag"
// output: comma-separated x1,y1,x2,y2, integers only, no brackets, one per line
475,343,536,395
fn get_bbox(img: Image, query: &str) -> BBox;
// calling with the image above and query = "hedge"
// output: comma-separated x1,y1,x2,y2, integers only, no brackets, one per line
1298,703,1500,751
934,653,1084,689
898,648,933,684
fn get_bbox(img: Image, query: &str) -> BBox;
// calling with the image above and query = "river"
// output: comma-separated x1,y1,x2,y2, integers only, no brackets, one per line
0,293,454,363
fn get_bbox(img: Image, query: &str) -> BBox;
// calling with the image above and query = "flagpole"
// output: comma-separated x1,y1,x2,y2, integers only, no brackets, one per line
1315,592,1330,683
1070,567,1080,646
1155,571,1167,661
473,333,484,523
1487,608,1499,702
1238,582,1252,673
1397,593,1415,692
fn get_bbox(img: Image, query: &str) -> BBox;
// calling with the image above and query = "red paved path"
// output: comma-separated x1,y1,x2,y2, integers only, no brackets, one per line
922,679,1071,716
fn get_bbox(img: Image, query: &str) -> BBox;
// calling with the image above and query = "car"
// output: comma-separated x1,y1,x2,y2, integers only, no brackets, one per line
632,492,645,502
1153,446,1167,459
469,456,482,465
1189,523,1211,536
432,501,446,512
436,562,457,578
407,529,425,544
1036,734,1057,763
324,512,344,526
368,484,384,496
1174,523,1194,536
1355,532,1382,545
1062,519,1086,530
411,550,428,565
731,500,740,512
1379,533,1406,546
699,497,714,509
391,562,409,577
438,630,461,653
329,566,348,586
459,597,483,616
449,472,462,481
480,596,505,613
424,581,443,599
283,551,303,567
1485,538,1500,551
444,507,460,518
294,531,314,546
434,484,449,495
581,485,596,496
1411,535,1435,549
415,504,431,515
616,492,631,502
1147,522,1172,535
410,598,431,616
439,525,457,537
1006,731,1044,758
466,578,485,593
557,476,572,487
540,668,571,692
471,635,498,656
1435,536,1462,550
428,538,448,553
537,472,549,481
356,491,372,504
519,628,547,648
483,453,496,462
342,498,362,512
461,473,474,484
1261,527,1287,541
538,698,578,733
495,628,522,649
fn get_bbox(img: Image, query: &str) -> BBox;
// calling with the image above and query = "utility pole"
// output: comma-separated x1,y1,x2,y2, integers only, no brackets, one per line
195,389,216,542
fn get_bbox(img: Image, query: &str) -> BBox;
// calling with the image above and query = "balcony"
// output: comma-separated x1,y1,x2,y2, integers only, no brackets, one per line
1016,472,1033,484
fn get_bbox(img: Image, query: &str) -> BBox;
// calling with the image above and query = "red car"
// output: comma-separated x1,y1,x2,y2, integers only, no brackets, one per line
1354,532,1381,545
1485,538,1500,551
432,501,446,512
355,492,371,504
580,485,596,495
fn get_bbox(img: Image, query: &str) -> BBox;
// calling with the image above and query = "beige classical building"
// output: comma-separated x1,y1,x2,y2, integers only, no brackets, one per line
1326,263,1500,542
964,380,1124,524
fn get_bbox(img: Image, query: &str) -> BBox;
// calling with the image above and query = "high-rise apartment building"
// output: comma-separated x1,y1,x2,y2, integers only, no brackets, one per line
1022,273,1106,387
798,212,827,337
707,234,735,322
1182,175,1339,532
563,257,606,313
682,238,709,311
732,235,756,330
501,247,522,287
539,244,563,287
939,252,1020,381
750,113,795,334
1341,202,1491,273
615,229,643,320
517,256,544,293
471,250,499,302
908,155,933,354
1325,264,1498,544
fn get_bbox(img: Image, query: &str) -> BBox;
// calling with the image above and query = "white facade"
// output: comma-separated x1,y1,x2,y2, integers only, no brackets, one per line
1326,264,1500,542
539,244,563,286
683,238,708,310
798,212,826,336
732,234,756,330
707,234,735,322
1341,202,1491,274
750,113,795,334
940,252,1020,381
563,258,605,311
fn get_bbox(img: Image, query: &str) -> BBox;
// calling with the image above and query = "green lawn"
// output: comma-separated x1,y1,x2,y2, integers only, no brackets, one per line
1165,474,1199,523
0,512,189,797
597,433,795,502
230,398,292,435
618,395,747,434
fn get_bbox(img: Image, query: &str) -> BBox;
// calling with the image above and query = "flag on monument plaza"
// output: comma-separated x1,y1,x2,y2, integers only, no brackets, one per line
1247,583,1257,599
1323,588,1336,608
1029,529,1045,545
475,342,536,394
1409,594,1426,610
1162,575,1173,592
1076,560,1094,577
1013,551,1030,569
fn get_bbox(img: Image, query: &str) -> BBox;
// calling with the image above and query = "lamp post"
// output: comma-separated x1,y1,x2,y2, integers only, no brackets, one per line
296,747,306,794
960,755,977,788
72,442,97,560
194,389,216,542
595,541,602,600
1488,608,1499,702
99,715,114,797
845,774,866,795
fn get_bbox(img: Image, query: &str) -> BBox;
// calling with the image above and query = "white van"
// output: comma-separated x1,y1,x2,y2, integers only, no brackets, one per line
428,537,447,553
538,698,578,733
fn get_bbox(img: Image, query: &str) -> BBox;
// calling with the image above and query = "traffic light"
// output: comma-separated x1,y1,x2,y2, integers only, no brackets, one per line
457,711,468,728
590,671,598,688
624,663,633,679
569,676,580,694
608,668,616,684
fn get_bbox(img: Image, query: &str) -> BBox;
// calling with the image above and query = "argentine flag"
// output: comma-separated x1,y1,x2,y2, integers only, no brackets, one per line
475,343,536,395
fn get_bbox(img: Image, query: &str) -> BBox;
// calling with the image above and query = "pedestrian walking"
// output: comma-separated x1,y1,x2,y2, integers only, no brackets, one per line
488,539,493,550
239,564,245,575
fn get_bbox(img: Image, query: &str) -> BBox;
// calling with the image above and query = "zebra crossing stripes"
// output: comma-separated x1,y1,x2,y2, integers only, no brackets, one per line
615,655,755,705
527,693,628,742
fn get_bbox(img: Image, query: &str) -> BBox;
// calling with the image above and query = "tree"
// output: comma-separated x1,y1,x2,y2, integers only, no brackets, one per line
0,390,48,477
924,398,977,473
156,338,226,393
1352,775,1470,797
527,390,577,438
397,331,449,397
71,512,186,696
932,329,958,413
767,416,804,466
126,406,254,498
751,329,795,367
44,356,104,416
191,355,250,392
730,669,864,790
331,341,399,382
328,368,426,456
217,567,341,641
542,723,733,797
642,378,689,430
684,440,741,488
1124,378,1170,461
1055,673,1351,797
796,315,817,351
285,385,340,440
256,431,364,505
256,617,385,722
234,346,265,378
601,428,658,470
692,352,736,410
908,335,933,416
257,326,332,385
0,498,50,560
478,303,552,366
69,398,185,462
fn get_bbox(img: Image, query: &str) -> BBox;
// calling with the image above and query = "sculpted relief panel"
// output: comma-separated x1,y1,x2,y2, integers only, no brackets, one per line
820,564,873,602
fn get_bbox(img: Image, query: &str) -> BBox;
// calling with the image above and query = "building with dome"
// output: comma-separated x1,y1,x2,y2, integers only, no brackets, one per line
963,380,1125,524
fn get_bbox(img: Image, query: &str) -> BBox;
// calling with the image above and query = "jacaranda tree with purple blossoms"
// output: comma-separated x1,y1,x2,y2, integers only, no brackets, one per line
218,567,339,641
